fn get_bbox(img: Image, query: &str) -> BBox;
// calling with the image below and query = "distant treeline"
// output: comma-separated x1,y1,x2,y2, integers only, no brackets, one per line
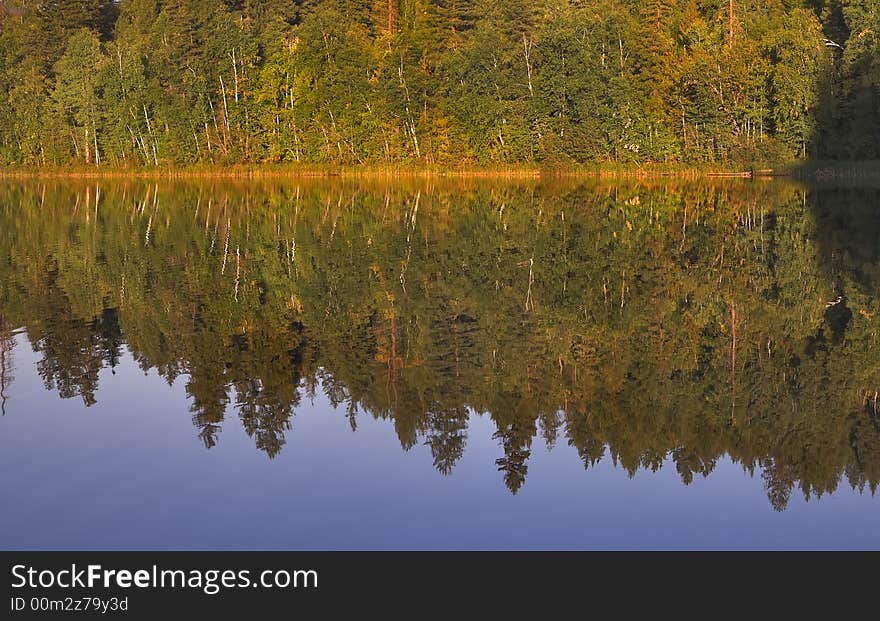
0,1,877,167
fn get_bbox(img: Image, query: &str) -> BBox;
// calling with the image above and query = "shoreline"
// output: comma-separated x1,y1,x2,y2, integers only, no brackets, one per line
0,166,774,180
0,161,877,181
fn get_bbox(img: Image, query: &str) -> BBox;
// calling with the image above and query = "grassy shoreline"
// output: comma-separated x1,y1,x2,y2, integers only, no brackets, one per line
0,162,771,179
1,161,877,181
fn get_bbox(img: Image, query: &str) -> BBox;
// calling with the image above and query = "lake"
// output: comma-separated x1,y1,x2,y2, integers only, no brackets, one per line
0,177,878,550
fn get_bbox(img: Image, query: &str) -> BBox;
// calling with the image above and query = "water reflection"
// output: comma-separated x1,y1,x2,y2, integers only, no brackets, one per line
0,179,877,510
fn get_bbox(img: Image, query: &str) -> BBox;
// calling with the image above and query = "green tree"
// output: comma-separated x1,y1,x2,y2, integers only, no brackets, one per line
52,28,106,164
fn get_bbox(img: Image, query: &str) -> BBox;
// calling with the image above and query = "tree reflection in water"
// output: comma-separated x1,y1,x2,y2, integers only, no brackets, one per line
0,178,877,509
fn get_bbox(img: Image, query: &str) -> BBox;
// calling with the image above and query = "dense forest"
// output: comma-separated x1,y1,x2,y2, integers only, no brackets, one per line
0,0,878,167
1,179,878,509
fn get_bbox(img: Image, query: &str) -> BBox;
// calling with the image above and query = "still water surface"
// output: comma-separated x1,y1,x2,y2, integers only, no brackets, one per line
0,178,878,549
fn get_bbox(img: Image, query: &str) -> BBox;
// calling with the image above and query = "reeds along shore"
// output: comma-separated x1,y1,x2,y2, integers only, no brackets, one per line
0,164,786,180
3,162,880,183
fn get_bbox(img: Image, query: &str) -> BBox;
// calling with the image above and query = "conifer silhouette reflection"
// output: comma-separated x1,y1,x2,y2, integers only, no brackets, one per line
0,179,877,509
0,313,12,416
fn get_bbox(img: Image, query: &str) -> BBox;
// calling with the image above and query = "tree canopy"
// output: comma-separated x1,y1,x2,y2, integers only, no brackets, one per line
0,0,875,166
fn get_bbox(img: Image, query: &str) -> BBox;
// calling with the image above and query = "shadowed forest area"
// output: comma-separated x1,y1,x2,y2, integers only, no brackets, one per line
0,179,877,509
0,0,878,167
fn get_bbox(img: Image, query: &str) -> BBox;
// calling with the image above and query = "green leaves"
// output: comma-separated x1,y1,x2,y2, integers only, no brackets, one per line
0,0,873,164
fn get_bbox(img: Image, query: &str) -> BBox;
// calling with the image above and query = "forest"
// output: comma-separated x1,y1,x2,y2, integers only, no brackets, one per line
1,178,878,509
0,0,878,167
